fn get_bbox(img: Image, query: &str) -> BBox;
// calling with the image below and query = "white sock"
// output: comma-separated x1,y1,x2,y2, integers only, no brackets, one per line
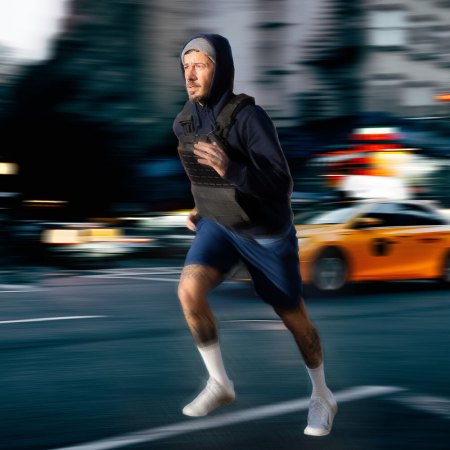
197,342,232,387
306,362,332,399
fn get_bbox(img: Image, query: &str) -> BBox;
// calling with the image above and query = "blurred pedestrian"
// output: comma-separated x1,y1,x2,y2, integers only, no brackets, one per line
173,33,337,436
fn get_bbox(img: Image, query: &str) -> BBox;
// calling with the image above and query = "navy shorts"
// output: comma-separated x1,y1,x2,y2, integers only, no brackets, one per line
184,218,303,309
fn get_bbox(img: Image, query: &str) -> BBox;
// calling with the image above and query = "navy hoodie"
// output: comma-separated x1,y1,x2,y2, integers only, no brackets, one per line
173,33,293,236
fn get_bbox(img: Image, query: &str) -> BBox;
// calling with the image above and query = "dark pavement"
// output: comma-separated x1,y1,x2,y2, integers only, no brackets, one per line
1,260,449,450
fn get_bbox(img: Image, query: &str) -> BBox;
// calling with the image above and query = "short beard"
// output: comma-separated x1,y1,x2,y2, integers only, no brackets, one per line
189,94,208,105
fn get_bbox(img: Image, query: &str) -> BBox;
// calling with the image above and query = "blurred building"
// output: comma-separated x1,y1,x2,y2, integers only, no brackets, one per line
140,0,450,126
299,0,363,121
300,0,450,123
1,0,450,218
361,0,450,120
140,0,360,127
290,0,450,207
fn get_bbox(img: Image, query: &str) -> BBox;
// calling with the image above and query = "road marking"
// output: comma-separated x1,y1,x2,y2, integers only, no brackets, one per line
49,385,404,450
222,319,282,323
222,319,286,330
0,284,42,293
89,270,182,277
392,394,450,420
81,267,183,283
86,275,179,283
0,316,108,325
80,267,246,285
115,268,182,273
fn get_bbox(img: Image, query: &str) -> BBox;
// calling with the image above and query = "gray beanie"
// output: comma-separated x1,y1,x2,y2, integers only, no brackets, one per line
181,37,216,64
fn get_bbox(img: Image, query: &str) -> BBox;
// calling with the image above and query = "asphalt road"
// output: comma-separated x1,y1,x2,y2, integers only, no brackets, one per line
1,260,449,450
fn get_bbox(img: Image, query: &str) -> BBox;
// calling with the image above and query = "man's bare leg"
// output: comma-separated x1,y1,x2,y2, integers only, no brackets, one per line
275,298,337,436
274,299,322,369
178,264,235,416
178,264,221,346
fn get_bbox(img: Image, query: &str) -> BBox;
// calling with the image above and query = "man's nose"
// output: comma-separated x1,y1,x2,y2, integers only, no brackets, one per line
185,66,196,80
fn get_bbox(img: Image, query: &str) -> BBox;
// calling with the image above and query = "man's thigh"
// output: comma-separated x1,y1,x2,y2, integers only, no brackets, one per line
179,264,224,299
184,218,240,275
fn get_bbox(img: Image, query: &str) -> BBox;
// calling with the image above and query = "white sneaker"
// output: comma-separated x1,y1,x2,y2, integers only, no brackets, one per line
183,378,235,417
304,394,338,436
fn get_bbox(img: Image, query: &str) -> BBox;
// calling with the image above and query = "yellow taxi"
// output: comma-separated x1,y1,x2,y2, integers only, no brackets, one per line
295,200,450,291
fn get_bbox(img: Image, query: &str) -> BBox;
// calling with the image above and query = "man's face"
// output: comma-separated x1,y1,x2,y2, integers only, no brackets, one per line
183,51,215,104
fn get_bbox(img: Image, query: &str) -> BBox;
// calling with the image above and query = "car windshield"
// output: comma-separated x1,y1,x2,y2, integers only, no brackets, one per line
306,204,362,225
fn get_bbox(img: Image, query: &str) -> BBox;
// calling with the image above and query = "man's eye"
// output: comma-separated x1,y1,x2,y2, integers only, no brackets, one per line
184,63,207,71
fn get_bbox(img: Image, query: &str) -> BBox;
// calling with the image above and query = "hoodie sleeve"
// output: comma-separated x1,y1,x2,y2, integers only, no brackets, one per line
223,106,293,199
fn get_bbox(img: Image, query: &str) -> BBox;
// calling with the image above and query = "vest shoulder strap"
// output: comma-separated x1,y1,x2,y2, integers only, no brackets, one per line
214,93,255,139
177,101,194,135
177,94,255,137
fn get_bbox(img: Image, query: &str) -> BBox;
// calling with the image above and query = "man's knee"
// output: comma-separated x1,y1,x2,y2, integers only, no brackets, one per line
177,280,198,308
274,298,312,326
178,264,222,308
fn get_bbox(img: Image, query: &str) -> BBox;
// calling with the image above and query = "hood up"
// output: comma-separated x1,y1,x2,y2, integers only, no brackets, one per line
179,33,235,107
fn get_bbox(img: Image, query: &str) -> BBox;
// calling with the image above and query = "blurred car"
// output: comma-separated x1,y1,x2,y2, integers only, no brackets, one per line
295,200,450,291
35,210,195,266
119,210,195,257
40,222,153,265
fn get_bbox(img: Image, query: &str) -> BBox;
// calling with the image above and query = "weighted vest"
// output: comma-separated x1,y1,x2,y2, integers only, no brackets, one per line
177,94,255,228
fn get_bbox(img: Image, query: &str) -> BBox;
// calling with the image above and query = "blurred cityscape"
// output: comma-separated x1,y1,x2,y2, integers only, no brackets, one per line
1,4,450,449
0,0,450,269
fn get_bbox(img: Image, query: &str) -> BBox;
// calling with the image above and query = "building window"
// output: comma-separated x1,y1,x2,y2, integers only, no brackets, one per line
435,1,450,7
365,75,404,114
402,84,437,117
435,26,450,67
408,16,437,60
402,84,434,107
367,9,407,48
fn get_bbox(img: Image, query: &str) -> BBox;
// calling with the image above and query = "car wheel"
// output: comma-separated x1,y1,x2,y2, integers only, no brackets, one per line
313,249,348,292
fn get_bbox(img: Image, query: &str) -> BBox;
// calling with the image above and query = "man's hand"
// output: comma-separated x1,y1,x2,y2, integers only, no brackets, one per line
194,141,229,177
186,209,200,231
